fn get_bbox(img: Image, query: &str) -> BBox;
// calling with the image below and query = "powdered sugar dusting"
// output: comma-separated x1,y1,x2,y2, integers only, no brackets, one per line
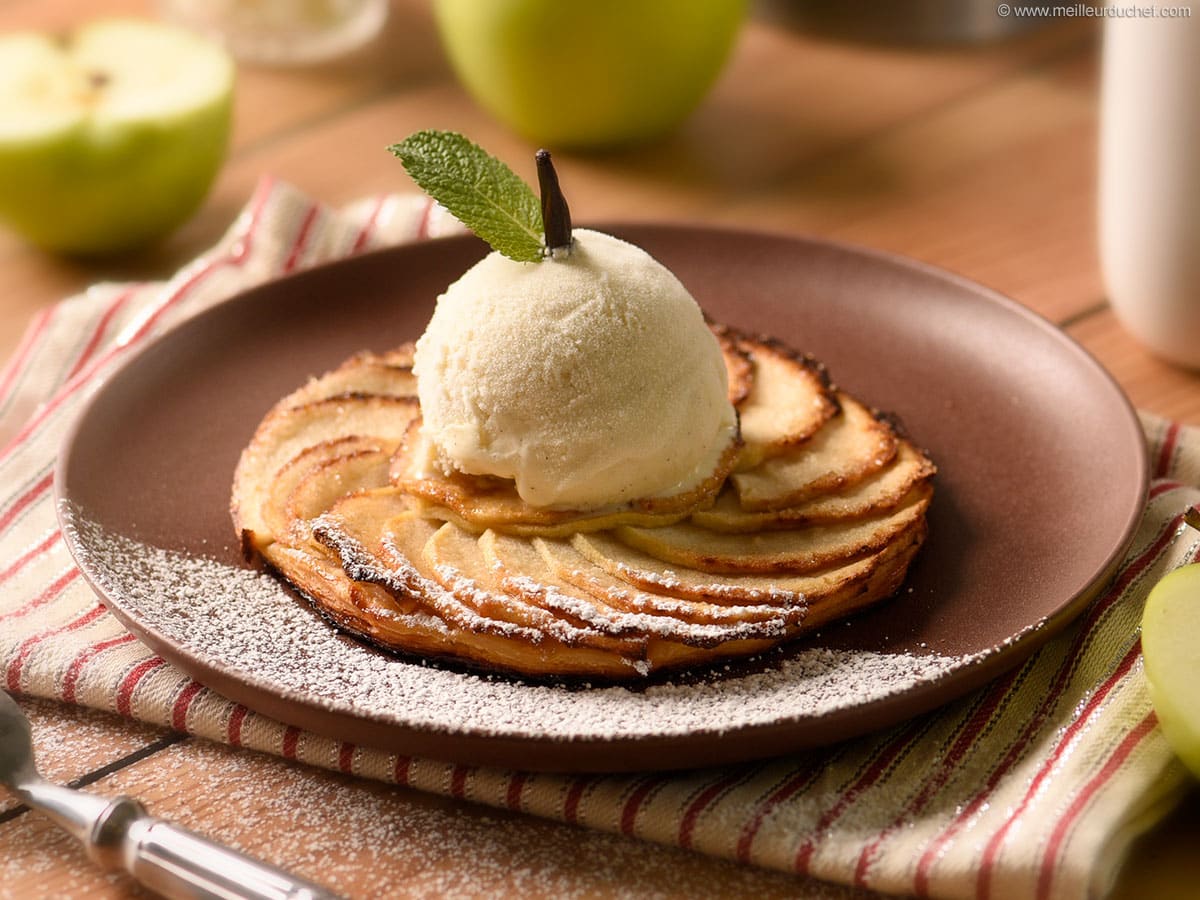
64,507,975,744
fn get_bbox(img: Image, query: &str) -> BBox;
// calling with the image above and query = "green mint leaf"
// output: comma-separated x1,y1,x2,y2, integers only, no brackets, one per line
388,130,544,263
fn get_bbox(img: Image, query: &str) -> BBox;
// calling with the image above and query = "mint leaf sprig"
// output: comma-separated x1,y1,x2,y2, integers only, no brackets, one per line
388,130,572,263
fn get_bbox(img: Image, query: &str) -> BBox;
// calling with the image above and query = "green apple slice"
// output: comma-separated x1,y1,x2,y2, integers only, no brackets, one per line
1142,553,1200,778
0,19,234,256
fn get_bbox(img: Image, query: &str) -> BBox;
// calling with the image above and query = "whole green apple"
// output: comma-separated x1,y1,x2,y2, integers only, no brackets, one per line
432,0,747,149
0,19,234,257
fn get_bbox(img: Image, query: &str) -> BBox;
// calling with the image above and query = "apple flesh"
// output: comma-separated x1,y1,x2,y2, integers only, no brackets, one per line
0,19,234,256
432,0,747,149
1142,559,1200,777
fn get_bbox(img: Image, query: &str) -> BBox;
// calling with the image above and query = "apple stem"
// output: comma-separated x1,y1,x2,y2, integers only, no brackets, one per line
536,150,572,255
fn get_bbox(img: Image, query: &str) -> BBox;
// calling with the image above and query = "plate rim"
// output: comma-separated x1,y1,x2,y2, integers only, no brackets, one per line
54,223,1149,772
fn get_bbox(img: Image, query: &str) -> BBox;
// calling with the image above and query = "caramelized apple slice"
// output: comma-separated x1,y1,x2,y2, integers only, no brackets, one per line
285,448,393,540
260,538,413,620
732,394,898,512
695,439,935,533
259,436,390,549
267,531,631,677
391,419,738,537
711,323,754,406
529,535,805,627
478,530,795,645
735,336,839,468
614,484,931,575
571,523,915,606
231,395,419,549
309,491,653,677
273,345,416,407
423,522,643,651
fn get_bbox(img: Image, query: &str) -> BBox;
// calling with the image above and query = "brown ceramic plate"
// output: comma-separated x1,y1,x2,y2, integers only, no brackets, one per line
57,225,1147,773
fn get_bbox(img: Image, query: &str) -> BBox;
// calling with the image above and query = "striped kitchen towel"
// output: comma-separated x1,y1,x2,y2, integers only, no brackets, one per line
0,177,1194,900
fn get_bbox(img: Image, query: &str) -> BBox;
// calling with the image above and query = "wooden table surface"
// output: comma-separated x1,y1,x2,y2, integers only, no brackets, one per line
3,1,1199,897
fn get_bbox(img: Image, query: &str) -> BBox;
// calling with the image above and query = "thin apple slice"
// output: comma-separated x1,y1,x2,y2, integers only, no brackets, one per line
732,394,898,512
260,436,392,547
735,335,839,468
482,530,797,645
571,523,911,604
261,538,414,620
423,521,642,651
231,395,418,548
288,347,417,405
711,323,753,406
528,535,805,627
391,418,736,536
614,484,931,575
310,491,650,677
695,439,935,533
285,448,393,539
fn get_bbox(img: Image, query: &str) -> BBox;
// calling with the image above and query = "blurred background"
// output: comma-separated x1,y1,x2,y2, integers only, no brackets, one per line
0,0,1197,421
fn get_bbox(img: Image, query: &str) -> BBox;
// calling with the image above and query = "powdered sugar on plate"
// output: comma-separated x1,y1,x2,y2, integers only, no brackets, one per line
64,506,976,745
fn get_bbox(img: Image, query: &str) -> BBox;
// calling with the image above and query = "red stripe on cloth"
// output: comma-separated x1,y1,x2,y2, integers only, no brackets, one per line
506,773,528,812
171,680,205,731
0,306,54,410
115,657,166,717
736,767,825,864
449,764,470,800
6,600,104,691
1035,709,1158,900
679,771,751,849
65,288,135,380
227,705,249,747
338,743,356,774
282,725,301,759
794,718,929,875
563,775,597,825
619,776,666,837
394,755,412,786
1149,480,1184,500
916,515,1182,896
1155,422,1181,479
0,178,275,468
350,194,388,254
0,470,53,534
60,632,137,703
282,203,321,273
975,641,1143,900
855,665,1023,887
0,567,81,625
0,529,62,588
127,177,275,347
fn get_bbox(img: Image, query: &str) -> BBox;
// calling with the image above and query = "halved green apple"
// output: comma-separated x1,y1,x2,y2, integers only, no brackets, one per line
0,19,234,256
1142,552,1200,778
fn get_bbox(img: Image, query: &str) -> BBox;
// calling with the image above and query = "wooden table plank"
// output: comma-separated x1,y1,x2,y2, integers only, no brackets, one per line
725,42,1102,323
1068,309,1200,426
0,697,171,816
0,723,868,899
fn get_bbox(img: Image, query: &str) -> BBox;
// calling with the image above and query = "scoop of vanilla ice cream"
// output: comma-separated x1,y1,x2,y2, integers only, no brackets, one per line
412,228,737,509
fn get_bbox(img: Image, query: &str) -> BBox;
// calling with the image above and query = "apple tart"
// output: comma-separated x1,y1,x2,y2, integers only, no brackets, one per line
231,328,935,680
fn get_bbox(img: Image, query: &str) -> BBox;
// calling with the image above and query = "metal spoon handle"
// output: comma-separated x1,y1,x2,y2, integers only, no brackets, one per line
90,795,341,900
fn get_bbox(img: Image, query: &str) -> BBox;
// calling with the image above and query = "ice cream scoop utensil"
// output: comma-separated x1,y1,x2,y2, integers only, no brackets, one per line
0,689,339,900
